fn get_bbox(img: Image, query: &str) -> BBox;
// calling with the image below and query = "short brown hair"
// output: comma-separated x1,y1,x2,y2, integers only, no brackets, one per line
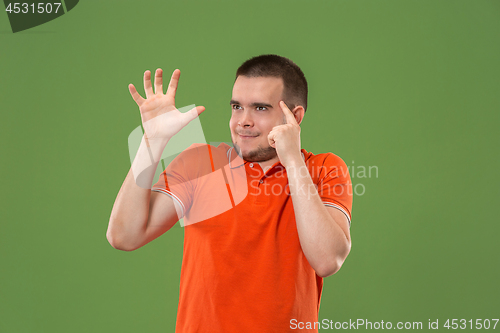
236,54,308,112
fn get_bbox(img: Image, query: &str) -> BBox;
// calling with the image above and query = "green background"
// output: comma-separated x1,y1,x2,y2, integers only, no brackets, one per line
1,0,499,332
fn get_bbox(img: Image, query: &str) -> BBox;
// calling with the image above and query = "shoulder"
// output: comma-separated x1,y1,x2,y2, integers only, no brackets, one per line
172,142,232,174
302,149,348,169
301,148,351,182
173,142,230,160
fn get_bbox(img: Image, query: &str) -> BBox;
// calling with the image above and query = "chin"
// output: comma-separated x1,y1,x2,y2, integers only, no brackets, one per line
234,143,277,162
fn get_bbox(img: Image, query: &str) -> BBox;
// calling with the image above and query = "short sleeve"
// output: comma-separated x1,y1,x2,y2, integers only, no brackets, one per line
315,153,353,226
151,147,198,219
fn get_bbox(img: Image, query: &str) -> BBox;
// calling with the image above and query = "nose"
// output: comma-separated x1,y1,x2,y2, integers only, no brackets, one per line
238,109,254,128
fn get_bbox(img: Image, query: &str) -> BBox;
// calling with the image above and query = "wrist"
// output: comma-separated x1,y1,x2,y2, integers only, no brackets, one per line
284,157,307,177
144,134,169,149
131,135,169,189
283,153,304,169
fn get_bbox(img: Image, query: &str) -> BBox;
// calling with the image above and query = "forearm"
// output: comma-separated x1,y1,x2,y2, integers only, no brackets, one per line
107,135,168,250
286,159,351,277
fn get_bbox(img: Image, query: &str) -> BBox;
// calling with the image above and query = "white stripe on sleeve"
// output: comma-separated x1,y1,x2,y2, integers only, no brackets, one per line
152,188,186,218
323,201,351,227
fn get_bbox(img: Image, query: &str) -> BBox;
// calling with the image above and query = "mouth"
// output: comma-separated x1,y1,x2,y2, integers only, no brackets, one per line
237,133,258,139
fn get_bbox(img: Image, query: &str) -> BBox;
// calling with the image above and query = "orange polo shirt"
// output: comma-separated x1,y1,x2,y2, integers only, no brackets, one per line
152,143,352,333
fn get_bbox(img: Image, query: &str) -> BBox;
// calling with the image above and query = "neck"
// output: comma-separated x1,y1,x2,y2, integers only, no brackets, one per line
257,156,280,173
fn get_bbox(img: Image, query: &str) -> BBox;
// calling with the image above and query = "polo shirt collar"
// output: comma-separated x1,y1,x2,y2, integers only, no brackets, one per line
227,147,245,169
227,147,306,169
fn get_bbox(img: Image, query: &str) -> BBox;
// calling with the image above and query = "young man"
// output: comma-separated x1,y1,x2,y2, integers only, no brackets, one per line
107,55,353,332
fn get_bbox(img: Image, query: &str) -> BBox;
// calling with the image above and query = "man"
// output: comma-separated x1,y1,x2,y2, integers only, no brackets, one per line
107,54,352,332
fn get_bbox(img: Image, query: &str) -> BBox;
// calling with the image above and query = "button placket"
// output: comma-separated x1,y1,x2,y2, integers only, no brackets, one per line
247,163,262,202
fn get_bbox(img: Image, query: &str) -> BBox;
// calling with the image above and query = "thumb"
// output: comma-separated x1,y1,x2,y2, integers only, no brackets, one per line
182,105,205,123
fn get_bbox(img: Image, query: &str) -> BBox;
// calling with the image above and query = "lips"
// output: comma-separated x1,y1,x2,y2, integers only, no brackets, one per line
237,132,258,138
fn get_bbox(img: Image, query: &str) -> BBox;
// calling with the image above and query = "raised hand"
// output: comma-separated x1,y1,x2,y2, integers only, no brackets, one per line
128,68,205,141
267,101,303,167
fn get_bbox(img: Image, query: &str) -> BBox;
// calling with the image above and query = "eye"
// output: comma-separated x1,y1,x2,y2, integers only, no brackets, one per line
232,104,242,111
256,106,267,111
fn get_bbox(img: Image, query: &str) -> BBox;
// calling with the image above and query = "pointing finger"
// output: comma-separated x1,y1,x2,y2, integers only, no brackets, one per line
280,101,298,125
129,84,145,107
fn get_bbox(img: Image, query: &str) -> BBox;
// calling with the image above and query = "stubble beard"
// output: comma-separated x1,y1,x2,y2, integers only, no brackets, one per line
232,115,286,163
232,141,277,162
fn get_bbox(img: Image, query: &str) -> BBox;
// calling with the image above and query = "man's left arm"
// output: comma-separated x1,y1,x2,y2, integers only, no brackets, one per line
286,158,351,278
268,101,351,278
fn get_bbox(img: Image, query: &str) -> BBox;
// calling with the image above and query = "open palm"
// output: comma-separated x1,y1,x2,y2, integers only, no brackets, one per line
129,68,205,141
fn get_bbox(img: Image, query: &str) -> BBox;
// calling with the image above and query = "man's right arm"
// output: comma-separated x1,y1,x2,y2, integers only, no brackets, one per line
107,172,181,252
106,138,181,251
106,68,204,251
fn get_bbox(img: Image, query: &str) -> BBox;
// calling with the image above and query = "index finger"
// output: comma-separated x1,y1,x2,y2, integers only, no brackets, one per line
279,101,298,125
166,69,180,98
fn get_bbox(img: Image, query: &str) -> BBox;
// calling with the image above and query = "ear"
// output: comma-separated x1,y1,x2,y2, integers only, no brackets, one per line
291,105,305,125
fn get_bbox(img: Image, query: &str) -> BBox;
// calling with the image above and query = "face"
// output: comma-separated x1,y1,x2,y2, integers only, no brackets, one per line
230,76,286,163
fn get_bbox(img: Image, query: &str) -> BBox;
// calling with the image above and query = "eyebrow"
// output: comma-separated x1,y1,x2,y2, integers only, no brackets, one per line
229,100,273,108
